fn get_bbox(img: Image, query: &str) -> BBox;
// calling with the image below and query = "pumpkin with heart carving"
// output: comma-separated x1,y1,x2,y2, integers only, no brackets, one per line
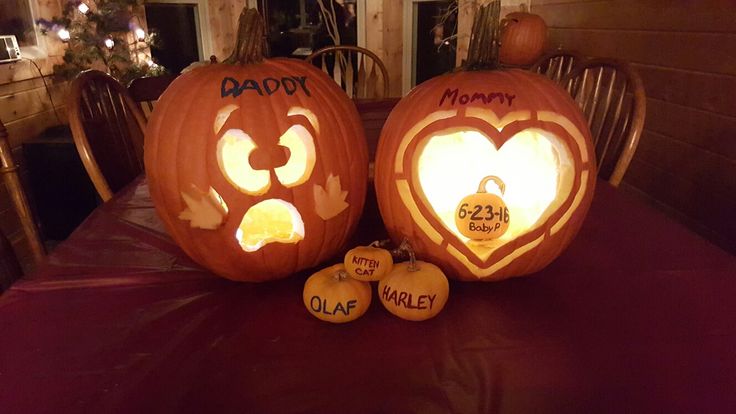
374,68,595,281
144,9,368,281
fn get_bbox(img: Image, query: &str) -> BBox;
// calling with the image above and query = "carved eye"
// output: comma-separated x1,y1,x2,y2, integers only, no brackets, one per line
274,124,316,187
216,129,271,195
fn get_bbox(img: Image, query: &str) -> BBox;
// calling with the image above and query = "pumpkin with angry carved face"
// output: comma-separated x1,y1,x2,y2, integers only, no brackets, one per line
144,9,368,282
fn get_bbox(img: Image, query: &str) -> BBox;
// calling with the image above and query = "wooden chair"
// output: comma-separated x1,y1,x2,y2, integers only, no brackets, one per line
127,73,177,119
561,58,646,187
68,70,147,202
0,118,46,288
530,50,585,85
306,45,390,99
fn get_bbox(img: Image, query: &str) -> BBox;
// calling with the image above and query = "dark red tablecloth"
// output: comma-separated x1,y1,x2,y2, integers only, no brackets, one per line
2,175,735,413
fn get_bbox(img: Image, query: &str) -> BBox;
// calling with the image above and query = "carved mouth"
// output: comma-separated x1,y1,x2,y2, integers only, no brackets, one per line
235,199,304,252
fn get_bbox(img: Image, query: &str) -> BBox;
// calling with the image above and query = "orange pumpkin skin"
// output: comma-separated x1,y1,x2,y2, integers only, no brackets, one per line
303,264,372,323
344,245,394,282
374,69,596,282
499,12,548,66
145,59,368,282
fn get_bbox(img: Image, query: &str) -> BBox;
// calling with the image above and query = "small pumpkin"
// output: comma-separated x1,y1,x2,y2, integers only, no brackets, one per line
455,176,510,240
378,260,449,322
344,242,394,281
303,264,372,323
499,5,548,66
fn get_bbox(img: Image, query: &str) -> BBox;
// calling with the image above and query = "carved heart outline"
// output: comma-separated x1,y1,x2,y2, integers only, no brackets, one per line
393,108,594,272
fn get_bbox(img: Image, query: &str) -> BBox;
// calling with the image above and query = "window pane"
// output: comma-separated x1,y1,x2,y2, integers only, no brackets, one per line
262,0,357,58
414,1,457,86
0,0,38,47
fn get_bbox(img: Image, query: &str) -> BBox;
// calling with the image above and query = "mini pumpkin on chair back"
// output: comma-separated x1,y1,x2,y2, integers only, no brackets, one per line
144,8,368,282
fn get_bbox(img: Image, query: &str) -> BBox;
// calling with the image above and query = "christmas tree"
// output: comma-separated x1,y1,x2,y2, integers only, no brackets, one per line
37,0,165,84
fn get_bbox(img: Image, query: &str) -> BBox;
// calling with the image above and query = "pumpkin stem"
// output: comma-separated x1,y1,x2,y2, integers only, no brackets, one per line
477,175,506,195
224,8,267,65
393,238,419,272
464,0,502,71
369,239,390,248
334,270,349,281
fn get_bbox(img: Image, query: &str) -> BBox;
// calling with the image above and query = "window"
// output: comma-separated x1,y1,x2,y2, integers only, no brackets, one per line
0,0,46,58
259,0,358,58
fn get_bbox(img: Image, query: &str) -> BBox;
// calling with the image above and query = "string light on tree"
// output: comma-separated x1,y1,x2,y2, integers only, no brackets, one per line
134,28,146,42
77,2,90,15
36,0,165,83
57,28,70,42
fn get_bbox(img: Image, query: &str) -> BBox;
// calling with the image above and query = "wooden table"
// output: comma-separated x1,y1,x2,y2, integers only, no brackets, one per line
1,99,735,413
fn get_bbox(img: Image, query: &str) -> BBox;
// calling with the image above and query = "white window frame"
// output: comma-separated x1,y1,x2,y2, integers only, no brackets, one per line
144,0,214,61
402,0,444,95
356,0,367,48
13,0,48,59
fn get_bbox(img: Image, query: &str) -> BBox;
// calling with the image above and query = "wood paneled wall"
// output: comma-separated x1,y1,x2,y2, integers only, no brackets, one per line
0,0,66,268
525,0,736,253
363,0,403,97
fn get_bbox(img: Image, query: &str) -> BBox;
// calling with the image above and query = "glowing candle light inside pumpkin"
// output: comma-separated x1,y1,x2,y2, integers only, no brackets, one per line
416,126,573,251
104,38,114,49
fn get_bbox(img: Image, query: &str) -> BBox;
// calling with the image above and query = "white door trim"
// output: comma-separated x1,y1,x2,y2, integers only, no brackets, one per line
402,0,440,95
145,0,213,61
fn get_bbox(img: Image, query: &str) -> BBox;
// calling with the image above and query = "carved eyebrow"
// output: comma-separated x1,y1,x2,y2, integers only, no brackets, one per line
287,107,320,134
214,104,240,134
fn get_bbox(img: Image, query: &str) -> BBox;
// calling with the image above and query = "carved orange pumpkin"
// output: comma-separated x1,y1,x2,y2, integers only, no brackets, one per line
374,68,595,282
499,7,548,66
144,9,368,281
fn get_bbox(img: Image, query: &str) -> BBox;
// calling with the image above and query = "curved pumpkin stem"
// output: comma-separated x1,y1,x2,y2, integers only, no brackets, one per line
224,8,267,65
393,238,419,272
333,269,349,281
369,239,391,248
477,175,506,195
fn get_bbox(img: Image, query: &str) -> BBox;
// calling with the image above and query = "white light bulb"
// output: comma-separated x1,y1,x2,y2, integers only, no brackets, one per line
58,28,71,42
104,38,115,49
77,3,90,15
134,28,146,41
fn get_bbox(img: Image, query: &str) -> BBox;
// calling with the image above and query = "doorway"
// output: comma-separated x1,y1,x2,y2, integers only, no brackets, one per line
402,0,458,94
145,2,204,74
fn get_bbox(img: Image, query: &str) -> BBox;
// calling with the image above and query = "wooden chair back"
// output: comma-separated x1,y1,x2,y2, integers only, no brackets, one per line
530,50,585,85
0,118,46,285
68,70,147,202
561,58,646,187
127,74,176,119
306,45,390,99
0,228,23,291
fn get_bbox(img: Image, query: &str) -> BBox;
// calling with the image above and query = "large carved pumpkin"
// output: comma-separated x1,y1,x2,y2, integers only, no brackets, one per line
374,3,594,282
145,9,368,282
375,69,595,281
